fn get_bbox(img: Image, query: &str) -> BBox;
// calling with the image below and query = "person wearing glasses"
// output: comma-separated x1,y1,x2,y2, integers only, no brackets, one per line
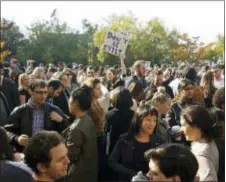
4,79,69,152
166,79,200,144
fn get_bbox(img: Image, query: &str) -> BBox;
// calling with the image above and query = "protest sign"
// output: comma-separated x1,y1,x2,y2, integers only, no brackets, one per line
102,30,130,57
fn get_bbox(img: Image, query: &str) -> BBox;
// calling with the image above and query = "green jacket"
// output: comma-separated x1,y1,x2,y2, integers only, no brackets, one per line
156,117,170,142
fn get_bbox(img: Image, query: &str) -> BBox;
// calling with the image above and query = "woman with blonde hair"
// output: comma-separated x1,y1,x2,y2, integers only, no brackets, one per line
83,78,106,180
150,88,171,142
18,73,30,105
32,67,45,80
83,78,104,134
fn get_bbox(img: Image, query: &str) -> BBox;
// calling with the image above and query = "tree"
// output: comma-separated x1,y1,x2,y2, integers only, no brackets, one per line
0,18,23,61
0,40,11,62
93,13,170,66
81,19,98,64
17,18,90,64
214,34,224,59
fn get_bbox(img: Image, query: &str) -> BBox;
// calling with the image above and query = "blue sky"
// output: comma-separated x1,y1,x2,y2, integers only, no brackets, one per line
1,1,224,43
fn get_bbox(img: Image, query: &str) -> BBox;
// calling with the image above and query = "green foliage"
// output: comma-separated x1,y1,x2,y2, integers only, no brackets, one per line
1,18,24,60
1,13,224,65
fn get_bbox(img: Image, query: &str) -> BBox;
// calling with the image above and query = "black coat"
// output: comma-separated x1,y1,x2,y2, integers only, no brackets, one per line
104,108,134,155
109,133,165,181
0,77,19,112
4,102,69,152
53,90,70,116
166,99,201,128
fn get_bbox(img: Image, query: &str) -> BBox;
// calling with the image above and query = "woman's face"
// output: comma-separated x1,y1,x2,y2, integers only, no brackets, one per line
23,75,30,87
107,70,115,82
180,117,202,142
140,115,157,135
65,72,73,81
62,75,71,88
29,75,36,84
41,71,46,80
181,84,194,100
93,83,101,99
155,100,171,117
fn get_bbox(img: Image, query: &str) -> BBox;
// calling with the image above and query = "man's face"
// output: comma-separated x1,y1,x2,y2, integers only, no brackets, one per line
147,159,173,182
181,84,194,99
45,143,70,180
30,86,48,105
137,64,146,77
87,68,95,78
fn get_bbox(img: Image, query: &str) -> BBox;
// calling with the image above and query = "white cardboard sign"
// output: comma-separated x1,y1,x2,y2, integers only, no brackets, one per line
103,30,130,57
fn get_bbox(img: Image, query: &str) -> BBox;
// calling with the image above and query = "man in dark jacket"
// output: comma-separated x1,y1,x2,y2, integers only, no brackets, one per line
4,79,69,152
166,79,200,144
166,79,200,128
0,62,19,112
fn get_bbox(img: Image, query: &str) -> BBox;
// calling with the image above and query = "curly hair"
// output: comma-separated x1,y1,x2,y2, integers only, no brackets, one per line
212,87,225,109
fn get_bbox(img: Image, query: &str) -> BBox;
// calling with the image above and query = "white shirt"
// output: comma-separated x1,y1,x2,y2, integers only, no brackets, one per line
98,84,110,113
169,78,181,96
214,76,224,89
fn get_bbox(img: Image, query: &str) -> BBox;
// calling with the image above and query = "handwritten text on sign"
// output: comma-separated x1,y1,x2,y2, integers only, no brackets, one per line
103,30,130,57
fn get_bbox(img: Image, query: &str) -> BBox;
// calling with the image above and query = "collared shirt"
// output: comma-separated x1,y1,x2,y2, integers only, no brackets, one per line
28,100,45,135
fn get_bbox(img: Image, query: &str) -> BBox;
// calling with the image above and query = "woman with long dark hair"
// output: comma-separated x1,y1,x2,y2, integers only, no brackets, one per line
61,87,98,182
105,87,134,155
200,71,216,108
109,105,165,181
181,105,219,181
106,68,117,91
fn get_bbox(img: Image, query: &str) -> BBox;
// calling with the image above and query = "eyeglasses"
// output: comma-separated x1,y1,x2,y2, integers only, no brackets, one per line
34,91,48,95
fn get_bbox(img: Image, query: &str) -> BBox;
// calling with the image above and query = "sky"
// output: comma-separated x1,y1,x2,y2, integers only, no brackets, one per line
1,1,224,44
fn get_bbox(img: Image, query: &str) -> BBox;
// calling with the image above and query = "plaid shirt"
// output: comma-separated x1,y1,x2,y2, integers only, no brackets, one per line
28,100,44,135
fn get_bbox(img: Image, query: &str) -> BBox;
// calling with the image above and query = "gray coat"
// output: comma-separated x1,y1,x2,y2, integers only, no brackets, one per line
62,114,98,182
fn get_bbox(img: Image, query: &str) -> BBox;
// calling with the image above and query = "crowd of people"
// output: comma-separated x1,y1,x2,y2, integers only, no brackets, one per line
0,57,225,182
